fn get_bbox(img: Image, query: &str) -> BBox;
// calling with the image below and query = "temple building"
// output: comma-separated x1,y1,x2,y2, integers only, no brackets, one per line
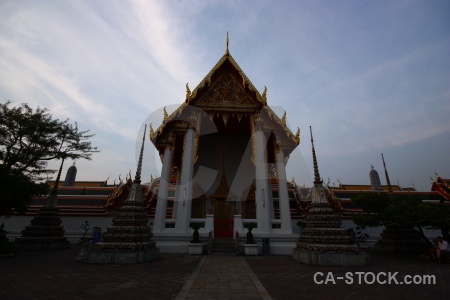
1,40,448,255
147,39,301,253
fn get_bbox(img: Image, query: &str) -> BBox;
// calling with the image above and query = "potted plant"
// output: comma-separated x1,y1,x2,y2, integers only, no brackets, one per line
188,223,203,255
244,223,259,255
355,226,370,248
76,221,91,262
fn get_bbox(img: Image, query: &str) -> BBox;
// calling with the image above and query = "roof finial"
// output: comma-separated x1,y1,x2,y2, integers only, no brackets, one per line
261,86,267,105
185,83,191,101
381,153,393,193
163,107,168,120
310,126,322,185
225,32,229,54
134,124,147,184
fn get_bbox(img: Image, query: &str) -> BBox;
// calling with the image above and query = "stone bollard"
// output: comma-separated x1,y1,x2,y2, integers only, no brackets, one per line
235,231,240,255
207,231,213,254
75,238,91,262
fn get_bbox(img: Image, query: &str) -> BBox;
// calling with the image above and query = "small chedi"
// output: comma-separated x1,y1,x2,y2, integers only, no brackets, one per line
292,127,369,266
84,125,159,263
15,160,70,250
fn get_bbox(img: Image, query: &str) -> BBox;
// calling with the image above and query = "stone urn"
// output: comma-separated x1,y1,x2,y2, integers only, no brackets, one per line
188,222,203,255
244,223,259,255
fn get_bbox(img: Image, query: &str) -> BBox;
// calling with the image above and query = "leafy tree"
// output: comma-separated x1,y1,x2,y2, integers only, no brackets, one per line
0,101,99,216
351,192,450,245
0,165,48,216
351,192,392,227
0,101,99,179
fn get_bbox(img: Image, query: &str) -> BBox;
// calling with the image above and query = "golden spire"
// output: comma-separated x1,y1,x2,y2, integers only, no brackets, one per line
225,32,229,55
310,126,322,185
134,124,147,184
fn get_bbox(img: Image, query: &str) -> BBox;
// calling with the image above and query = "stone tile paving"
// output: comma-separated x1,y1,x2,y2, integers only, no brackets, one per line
0,247,201,300
245,250,450,300
2,247,449,300
176,255,271,299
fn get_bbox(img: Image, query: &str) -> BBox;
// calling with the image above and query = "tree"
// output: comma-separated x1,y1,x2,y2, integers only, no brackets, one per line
0,101,99,179
351,192,450,246
0,101,99,216
0,165,48,216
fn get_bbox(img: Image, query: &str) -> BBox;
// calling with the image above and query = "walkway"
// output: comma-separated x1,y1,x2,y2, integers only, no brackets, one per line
176,255,271,299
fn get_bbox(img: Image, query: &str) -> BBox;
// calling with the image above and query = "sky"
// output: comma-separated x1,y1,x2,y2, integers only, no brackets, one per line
0,0,449,192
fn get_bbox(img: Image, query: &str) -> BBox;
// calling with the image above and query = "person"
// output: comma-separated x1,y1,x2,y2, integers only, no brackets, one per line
430,236,449,262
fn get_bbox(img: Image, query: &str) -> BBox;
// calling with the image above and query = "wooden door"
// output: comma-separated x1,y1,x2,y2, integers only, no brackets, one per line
214,199,235,238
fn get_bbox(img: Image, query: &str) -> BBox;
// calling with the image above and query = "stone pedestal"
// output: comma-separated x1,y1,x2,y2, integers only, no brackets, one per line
188,242,204,255
292,248,370,266
85,247,160,264
244,243,259,256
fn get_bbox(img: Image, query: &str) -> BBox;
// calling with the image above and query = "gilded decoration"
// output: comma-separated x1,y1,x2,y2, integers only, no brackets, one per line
295,127,300,144
163,107,169,121
186,52,264,105
186,83,191,101
150,46,300,158
261,86,267,105
194,73,259,108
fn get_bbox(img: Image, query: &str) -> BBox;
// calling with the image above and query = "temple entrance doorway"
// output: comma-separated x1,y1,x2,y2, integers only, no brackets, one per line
213,199,235,238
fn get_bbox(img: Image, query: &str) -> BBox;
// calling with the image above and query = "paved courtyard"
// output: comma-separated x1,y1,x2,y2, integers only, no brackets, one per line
1,247,449,300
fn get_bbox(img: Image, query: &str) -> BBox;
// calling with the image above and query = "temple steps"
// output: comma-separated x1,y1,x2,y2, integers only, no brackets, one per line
211,238,237,254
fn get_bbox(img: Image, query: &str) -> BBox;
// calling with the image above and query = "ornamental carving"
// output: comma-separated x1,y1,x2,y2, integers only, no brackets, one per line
194,73,258,108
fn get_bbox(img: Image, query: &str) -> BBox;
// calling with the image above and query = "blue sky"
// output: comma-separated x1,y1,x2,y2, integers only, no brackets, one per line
0,0,449,191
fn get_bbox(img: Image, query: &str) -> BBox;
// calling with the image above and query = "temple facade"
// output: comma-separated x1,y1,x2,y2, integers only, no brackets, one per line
148,43,301,253
2,42,448,256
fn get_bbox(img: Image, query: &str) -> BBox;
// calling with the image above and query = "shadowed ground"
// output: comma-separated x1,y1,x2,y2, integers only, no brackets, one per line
1,247,448,299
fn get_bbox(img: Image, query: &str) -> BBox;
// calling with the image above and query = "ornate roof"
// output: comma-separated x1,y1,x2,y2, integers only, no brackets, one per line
150,42,300,155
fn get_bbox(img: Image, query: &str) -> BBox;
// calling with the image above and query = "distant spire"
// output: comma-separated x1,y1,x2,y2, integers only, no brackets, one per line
134,124,147,184
310,126,322,185
63,160,77,186
381,153,393,193
369,164,383,191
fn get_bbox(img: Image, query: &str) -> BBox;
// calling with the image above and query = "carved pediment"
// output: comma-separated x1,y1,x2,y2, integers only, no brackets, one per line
193,73,259,108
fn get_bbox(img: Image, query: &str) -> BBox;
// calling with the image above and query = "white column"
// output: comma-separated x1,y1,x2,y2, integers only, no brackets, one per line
277,150,293,234
254,124,271,234
175,127,195,233
153,146,172,233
